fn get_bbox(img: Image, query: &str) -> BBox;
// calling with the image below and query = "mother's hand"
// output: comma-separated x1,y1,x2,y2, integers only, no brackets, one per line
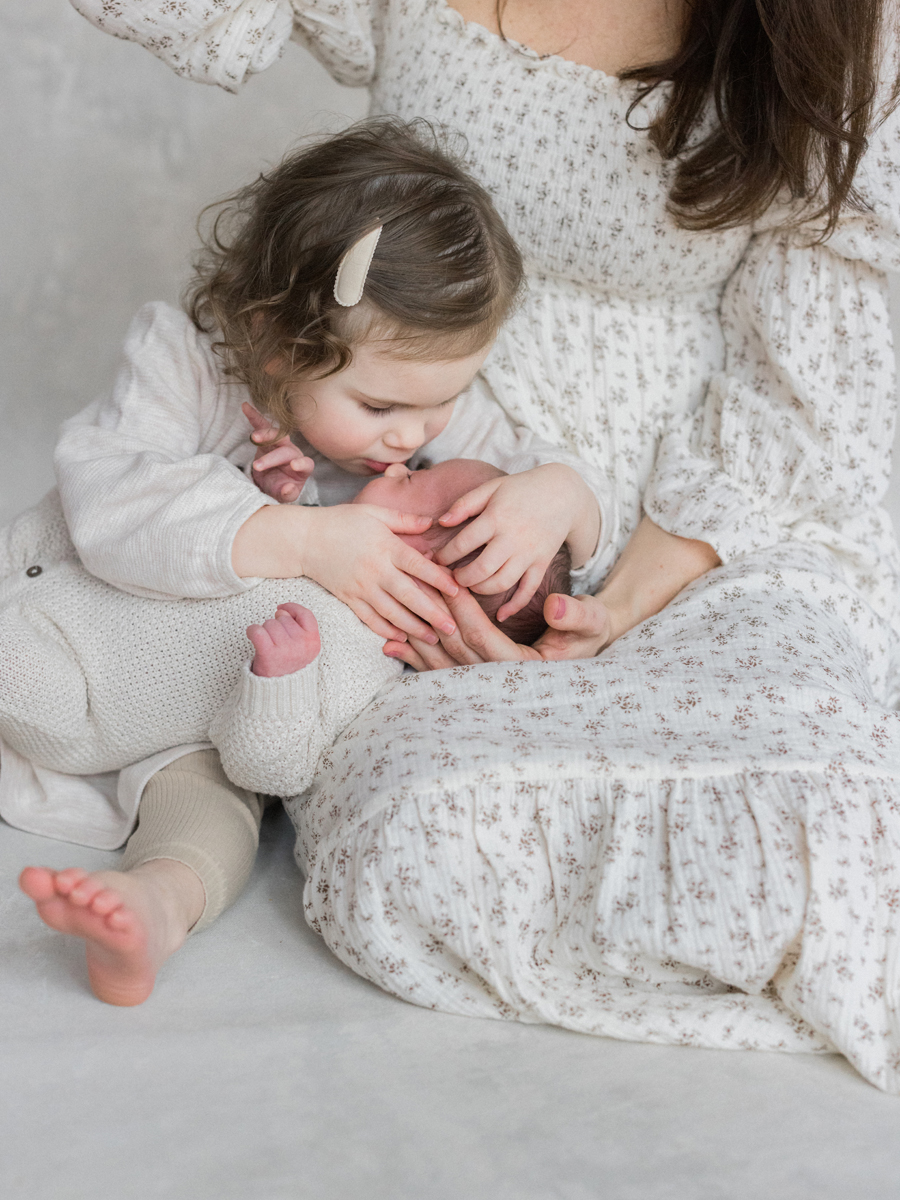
384,588,613,670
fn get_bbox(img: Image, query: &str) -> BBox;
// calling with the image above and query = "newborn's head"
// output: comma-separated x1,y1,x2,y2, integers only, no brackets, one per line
354,459,571,644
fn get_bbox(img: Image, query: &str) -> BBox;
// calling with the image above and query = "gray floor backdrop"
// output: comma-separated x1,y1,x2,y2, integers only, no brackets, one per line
5,4,900,1199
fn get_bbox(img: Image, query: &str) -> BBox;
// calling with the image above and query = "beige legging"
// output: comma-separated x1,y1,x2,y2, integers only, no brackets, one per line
120,748,265,933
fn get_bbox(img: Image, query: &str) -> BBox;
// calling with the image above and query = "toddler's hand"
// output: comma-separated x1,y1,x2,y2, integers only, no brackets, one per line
247,603,321,677
434,464,599,622
243,402,314,503
299,503,460,644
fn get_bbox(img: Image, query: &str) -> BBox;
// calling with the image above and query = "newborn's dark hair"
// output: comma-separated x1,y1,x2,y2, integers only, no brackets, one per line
422,519,572,645
454,543,573,645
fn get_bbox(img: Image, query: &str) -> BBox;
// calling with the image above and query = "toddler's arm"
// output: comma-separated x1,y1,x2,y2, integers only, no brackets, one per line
54,303,277,600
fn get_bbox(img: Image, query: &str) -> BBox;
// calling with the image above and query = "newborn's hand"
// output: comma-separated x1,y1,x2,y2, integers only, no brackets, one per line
248,603,321,677
243,402,314,503
435,465,599,622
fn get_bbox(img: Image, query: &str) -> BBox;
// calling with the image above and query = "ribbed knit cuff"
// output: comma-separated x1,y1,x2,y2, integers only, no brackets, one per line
235,660,319,720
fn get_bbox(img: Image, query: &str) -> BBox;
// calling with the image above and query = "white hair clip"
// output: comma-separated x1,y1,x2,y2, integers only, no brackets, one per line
333,225,383,307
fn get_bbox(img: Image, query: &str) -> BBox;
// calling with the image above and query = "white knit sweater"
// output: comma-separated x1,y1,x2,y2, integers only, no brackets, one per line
0,490,401,798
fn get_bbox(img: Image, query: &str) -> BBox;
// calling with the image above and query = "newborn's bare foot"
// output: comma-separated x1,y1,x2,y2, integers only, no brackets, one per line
19,861,205,1006
247,602,321,677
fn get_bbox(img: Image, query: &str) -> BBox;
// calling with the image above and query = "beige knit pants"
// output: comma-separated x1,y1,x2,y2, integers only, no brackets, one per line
120,748,264,933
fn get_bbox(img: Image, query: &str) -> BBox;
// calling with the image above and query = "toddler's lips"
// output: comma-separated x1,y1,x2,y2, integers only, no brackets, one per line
363,459,391,473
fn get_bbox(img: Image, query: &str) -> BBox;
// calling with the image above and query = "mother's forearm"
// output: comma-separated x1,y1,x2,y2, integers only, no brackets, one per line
596,516,720,642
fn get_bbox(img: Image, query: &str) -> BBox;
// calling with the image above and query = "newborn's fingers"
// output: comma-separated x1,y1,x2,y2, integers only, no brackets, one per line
276,603,319,637
246,624,273,654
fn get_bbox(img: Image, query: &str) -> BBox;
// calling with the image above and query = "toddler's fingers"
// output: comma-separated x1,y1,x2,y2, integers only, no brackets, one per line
242,402,280,440
346,599,408,643
437,479,502,528
371,587,445,643
433,516,495,567
495,564,545,622
393,545,459,599
252,446,311,474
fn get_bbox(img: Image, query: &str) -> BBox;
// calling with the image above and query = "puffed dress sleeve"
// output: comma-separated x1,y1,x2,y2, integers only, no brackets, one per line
68,0,375,91
643,87,900,578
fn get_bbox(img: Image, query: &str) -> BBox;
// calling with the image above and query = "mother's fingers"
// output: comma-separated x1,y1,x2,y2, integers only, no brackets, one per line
442,589,537,663
384,636,459,672
531,593,612,661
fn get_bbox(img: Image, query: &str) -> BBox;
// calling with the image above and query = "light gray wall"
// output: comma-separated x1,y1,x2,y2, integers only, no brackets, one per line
0,0,366,525
2,2,899,531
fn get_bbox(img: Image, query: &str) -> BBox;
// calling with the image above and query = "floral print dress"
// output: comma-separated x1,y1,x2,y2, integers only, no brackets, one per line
71,0,900,1089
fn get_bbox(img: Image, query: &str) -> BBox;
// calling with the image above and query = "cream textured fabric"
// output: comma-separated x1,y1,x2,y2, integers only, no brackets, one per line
65,0,900,1090
0,491,402,798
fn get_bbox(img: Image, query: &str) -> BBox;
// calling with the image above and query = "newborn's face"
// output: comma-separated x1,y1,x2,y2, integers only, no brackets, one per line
353,459,504,523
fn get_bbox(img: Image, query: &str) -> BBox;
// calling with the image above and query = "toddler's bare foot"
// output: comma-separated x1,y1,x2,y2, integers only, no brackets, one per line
248,602,321,677
19,860,205,1006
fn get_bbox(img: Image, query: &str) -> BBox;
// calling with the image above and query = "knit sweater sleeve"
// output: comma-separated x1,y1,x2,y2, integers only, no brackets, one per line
209,611,402,796
54,302,275,600
68,0,376,91
208,662,330,795
413,374,613,592
643,73,900,567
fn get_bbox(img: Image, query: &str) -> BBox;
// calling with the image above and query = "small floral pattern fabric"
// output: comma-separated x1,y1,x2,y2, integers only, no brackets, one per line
71,0,900,1087
294,547,900,1092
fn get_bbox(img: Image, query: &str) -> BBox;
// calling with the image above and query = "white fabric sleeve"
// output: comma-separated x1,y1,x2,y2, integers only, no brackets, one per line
643,91,900,562
209,661,329,795
68,0,374,91
54,303,275,600
415,375,615,592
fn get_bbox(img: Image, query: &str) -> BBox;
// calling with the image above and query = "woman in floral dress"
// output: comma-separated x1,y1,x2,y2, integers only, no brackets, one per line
69,0,900,1089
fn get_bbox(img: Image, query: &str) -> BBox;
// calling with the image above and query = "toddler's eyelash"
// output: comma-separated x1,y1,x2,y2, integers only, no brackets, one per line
360,396,455,417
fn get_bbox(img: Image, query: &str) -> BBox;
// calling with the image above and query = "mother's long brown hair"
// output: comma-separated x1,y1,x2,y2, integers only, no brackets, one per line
500,0,899,236
625,0,899,235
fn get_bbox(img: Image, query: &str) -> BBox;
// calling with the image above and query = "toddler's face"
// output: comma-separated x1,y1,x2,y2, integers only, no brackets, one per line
289,342,490,477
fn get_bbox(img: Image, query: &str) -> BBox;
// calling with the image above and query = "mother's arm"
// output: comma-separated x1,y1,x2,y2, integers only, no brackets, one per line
643,101,900,583
69,0,375,91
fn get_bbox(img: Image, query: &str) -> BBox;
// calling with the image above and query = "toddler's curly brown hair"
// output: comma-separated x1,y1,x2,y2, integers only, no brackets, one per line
185,118,524,438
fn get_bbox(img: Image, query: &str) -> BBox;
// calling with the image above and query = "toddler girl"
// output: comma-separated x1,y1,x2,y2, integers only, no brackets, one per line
16,118,607,1003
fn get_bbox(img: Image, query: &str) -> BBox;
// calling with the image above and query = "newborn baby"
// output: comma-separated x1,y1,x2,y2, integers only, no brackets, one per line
1,459,569,790
10,460,570,1006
